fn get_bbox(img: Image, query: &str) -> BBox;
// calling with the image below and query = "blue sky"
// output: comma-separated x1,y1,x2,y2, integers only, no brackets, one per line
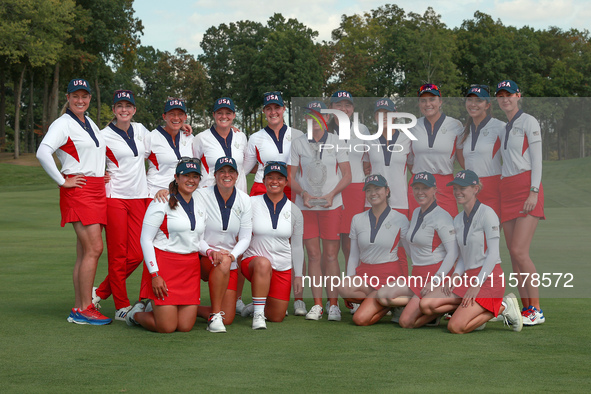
134,0,590,56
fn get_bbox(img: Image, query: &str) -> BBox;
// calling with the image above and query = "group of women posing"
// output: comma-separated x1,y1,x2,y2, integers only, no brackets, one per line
38,77,544,334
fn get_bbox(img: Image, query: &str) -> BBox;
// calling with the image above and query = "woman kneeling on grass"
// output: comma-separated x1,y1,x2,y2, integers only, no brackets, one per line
376,172,458,328
126,158,215,333
240,162,304,329
338,174,409,326
419,170,523,334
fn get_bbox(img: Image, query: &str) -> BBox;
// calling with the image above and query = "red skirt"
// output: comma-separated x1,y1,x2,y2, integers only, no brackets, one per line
452,265,504,316
355,261,405,290
340,182,366,234
409,262,443,298
59,175,107,227
140,248,201,305
500,171,545,223
479,175,502,219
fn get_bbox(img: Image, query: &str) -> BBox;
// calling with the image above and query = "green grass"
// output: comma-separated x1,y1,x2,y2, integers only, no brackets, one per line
1,160,591,392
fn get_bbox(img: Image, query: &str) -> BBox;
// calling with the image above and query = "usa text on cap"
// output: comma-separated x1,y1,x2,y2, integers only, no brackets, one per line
447,169,479,187
330,90,354,103
465,85,490,100
411,171,436,187
68,79,91,94
307,100,327,110
264,161,287,177
374,98,396,113
176,158,202,175
495,80,520,95
213,97,235,112
113,90,135,106
165,98,187,114
363,174,388,190
263,92,284,107
215,156,238,172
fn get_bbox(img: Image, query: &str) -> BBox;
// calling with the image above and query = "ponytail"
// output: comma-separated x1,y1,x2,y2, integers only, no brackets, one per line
460,117,473,145
168,179,179,210
60,101,69,116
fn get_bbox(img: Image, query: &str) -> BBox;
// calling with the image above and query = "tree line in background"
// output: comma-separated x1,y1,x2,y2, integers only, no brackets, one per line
1,1,590,160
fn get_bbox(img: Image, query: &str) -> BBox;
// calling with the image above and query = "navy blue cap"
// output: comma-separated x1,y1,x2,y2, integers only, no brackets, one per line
164,98,187,114
330,90,354,103
113,90,135,106
363,174,388,190
213,97,235,112
176,158,202,175
214,156,238,172
264,161,287,178
411,172,436,187
263,92,284,108
374,98,396,113
447,169,479,187
67,79,91,94
496,80,520,95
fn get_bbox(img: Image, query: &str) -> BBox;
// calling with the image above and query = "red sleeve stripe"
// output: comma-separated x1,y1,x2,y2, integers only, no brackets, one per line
59,137,80,162
148,151,159,170
106,147,119,168
160,214,169,239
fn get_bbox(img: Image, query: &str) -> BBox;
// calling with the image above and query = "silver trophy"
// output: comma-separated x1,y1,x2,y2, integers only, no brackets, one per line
305,143,328,207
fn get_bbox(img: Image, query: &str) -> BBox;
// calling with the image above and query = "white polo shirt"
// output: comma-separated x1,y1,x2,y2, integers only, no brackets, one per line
243,125,301,183
500,111,542,178
192,126,248,193
243,194,303,272
457,116,504,178
196,186,252,270
364,132,412,209
290,132,349,211
408,114,463,175
40,111,105,176
145,126,194,197
102,122,150,199
406,203,456,267
347,208,409,275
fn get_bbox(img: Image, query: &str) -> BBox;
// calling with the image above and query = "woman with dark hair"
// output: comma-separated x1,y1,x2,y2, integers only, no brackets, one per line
126,158,212,333
36,78,111,325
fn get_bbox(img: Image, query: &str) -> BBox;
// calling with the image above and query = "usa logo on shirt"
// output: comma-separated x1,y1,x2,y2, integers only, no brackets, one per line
73,79,88,87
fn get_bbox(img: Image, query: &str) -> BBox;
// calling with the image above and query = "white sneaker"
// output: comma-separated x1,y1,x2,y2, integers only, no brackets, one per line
488,315,504,322
305,304,323,320
252,312,267,330
285,309,289,316
328,305,342,321
145,299,153,313
350,303,360,315
474,322,487,331
207,312,227,333
241,302,254,317
522,306,545,326
236,298,246,314
114,306,132,321
294,300,307,316
502,293,523,332
390,307,403,324
92,287,102,310
125,301,145,326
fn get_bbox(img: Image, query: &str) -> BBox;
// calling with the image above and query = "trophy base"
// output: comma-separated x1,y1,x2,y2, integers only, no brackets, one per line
309,199,328,207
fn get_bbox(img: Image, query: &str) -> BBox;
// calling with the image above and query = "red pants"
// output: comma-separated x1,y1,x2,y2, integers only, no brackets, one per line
96,198,150,309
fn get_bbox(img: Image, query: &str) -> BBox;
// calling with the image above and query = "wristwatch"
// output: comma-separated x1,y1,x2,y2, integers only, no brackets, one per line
530,186,539,193
151,271,159,278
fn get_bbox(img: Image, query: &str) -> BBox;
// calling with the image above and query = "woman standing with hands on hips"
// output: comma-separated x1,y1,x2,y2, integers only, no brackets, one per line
92,89,151,321
495,80,546,325
36,78,111,325
407,84,463,217
126,158,213,333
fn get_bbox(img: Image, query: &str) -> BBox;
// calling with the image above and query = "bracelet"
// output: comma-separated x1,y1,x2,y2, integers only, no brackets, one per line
151,271,159,278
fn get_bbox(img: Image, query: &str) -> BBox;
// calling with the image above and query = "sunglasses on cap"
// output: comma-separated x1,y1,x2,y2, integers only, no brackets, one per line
178,156,200,165
265,160,287,168
469,84,490,93
418,84,440,96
